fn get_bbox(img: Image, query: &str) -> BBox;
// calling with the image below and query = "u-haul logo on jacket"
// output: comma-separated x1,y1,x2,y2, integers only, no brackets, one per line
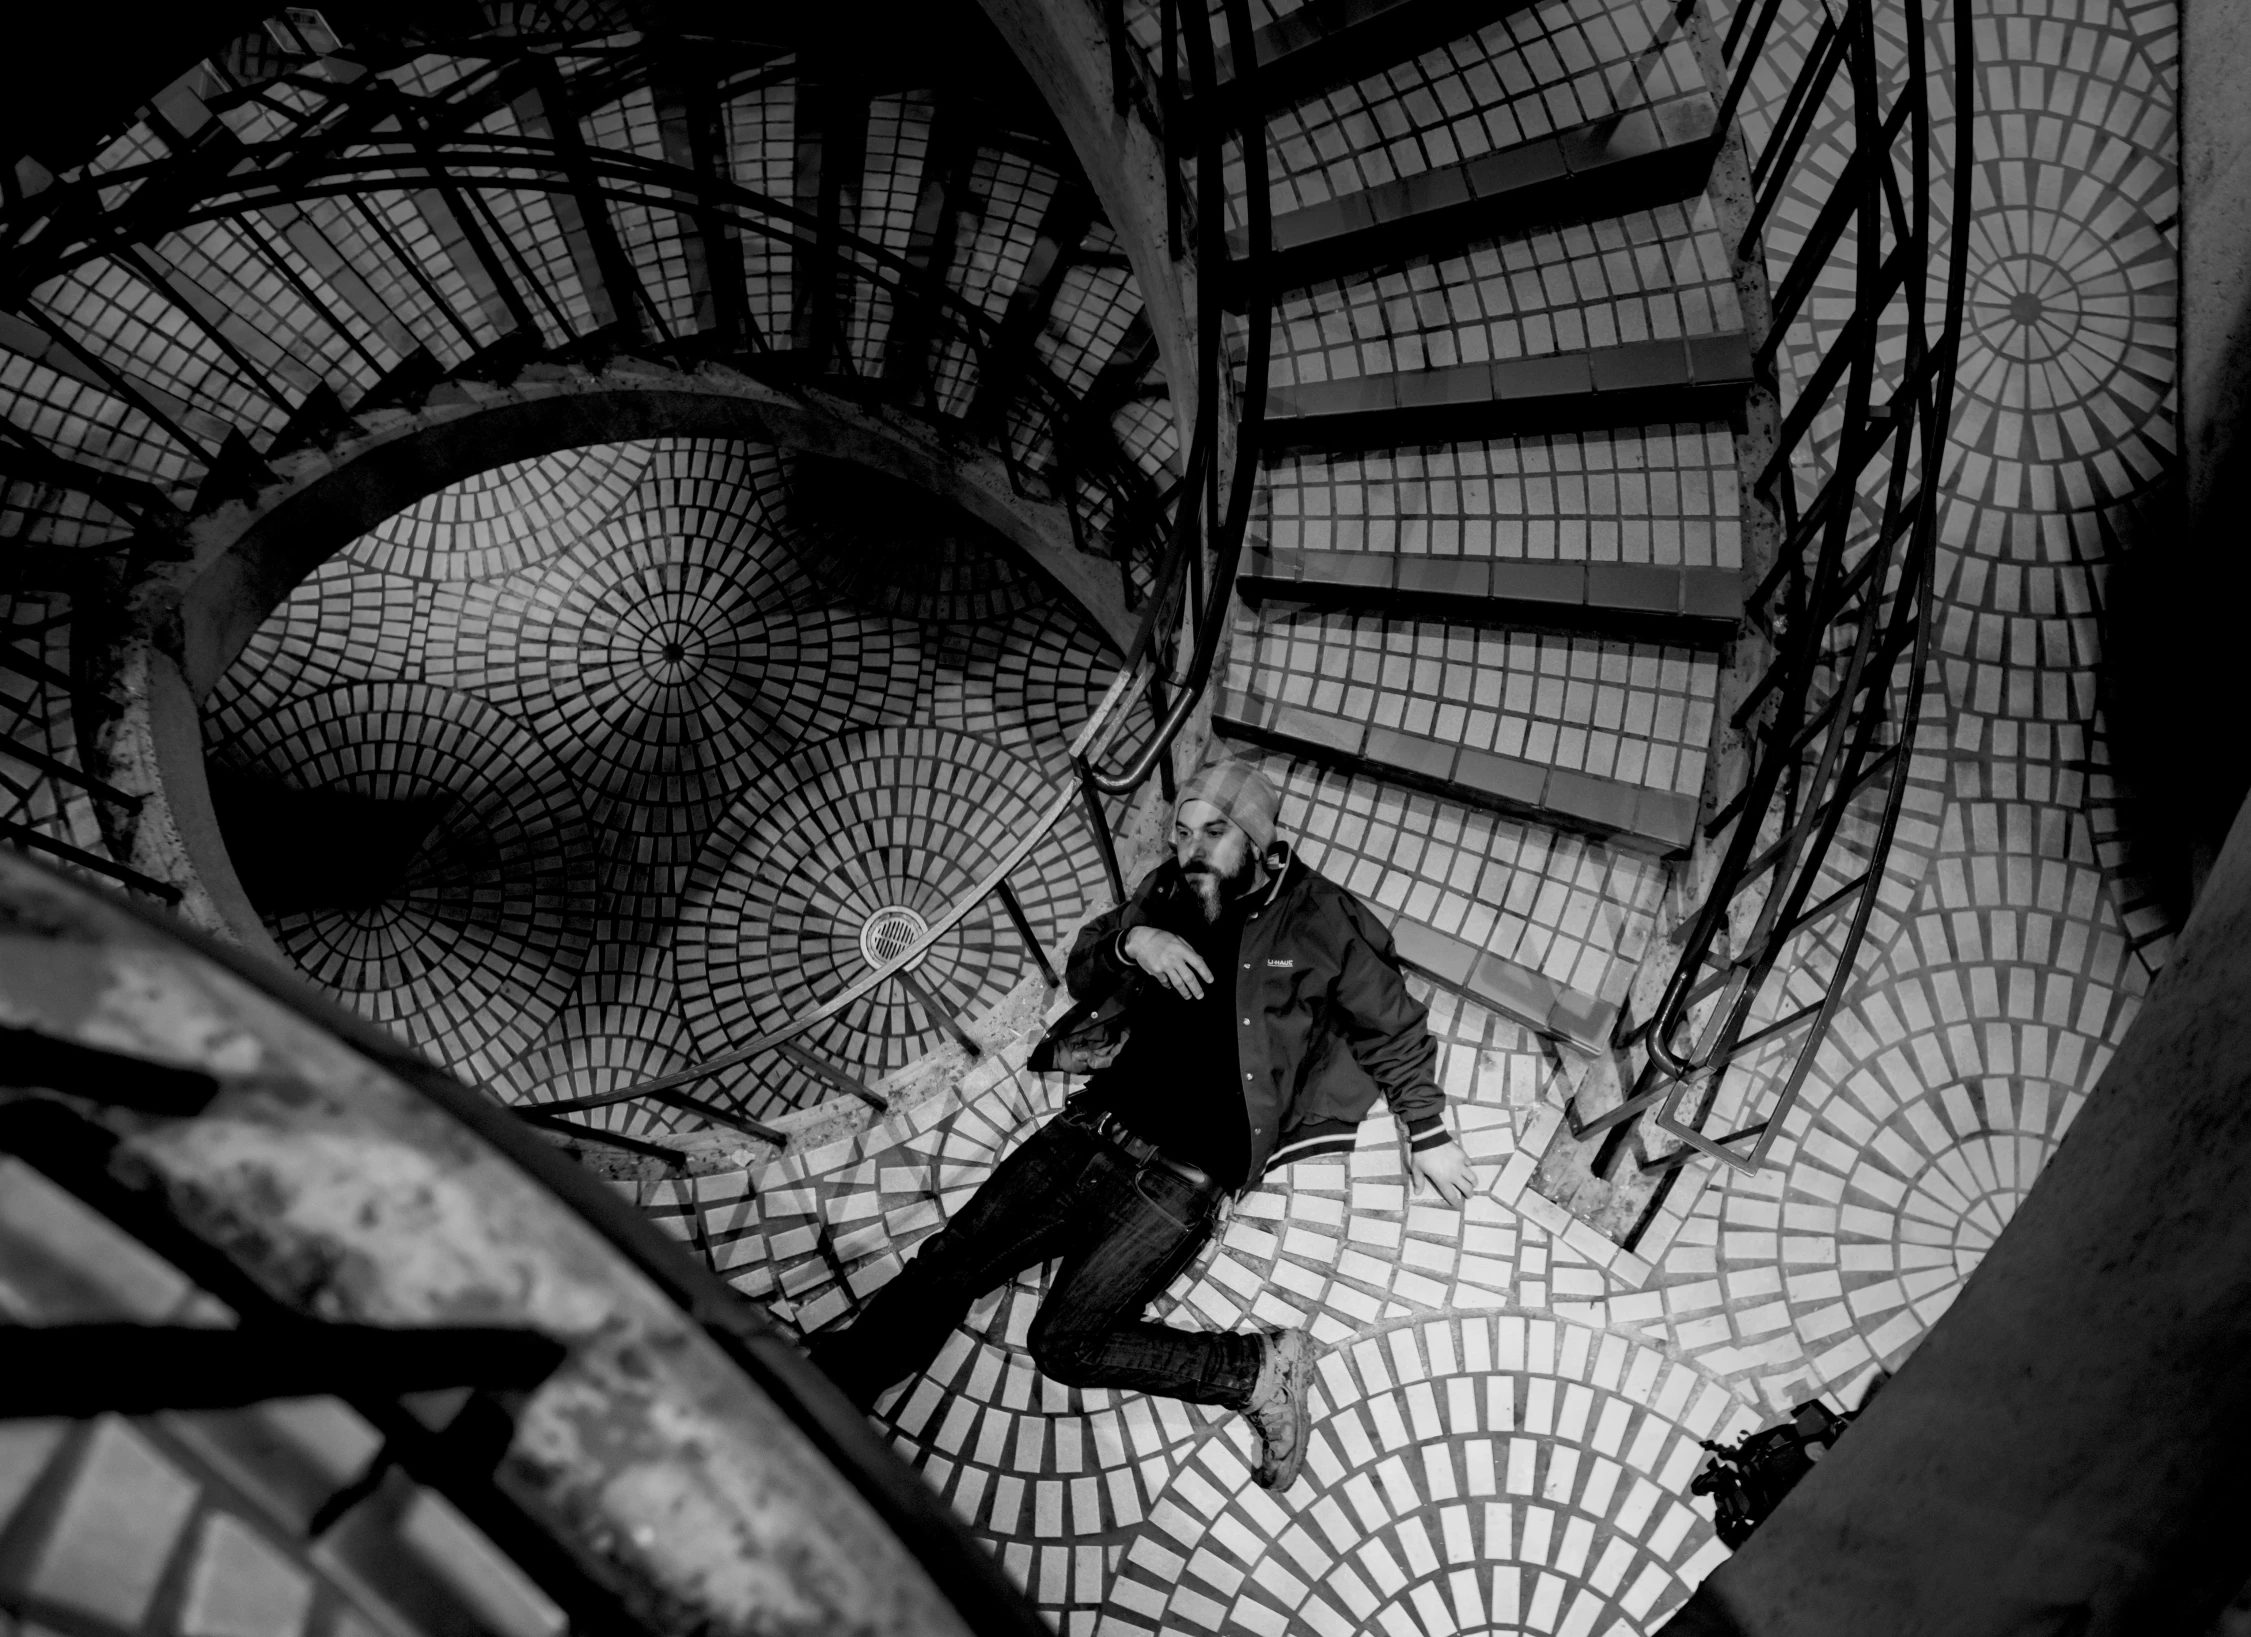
1265,959,1295,968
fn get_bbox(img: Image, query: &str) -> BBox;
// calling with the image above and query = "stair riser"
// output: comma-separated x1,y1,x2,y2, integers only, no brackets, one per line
1264,379,1750,449
1215,710,1694,858
1233,142,1722,303
1237,578,1737,646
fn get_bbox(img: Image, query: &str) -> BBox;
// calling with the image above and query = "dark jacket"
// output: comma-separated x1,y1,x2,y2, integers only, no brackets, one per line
1065,846,1450,1183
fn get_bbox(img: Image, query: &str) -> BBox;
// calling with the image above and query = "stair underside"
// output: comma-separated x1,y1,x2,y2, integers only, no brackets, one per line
1193,0,1542,120
1215,684,1698,852
1239,549,1741,644
1263,333,1755,448
1390,913,1617,1051
1232,96,1722,297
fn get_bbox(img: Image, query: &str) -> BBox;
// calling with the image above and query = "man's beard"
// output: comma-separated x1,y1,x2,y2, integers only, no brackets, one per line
1183,848,1256,924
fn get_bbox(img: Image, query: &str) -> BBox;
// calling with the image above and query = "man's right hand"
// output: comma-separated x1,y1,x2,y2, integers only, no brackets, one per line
1123,925,1214,999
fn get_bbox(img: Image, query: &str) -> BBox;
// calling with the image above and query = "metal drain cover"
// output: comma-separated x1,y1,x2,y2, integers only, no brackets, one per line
858,905,931,971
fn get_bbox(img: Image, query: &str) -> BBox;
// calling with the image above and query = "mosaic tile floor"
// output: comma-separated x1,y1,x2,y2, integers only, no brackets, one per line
205,436,1132,1126
0,0,2182,1628
620,0,2186,1632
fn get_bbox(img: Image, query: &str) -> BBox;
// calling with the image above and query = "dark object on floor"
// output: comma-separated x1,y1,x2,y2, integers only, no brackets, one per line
1692,1375,1888,1548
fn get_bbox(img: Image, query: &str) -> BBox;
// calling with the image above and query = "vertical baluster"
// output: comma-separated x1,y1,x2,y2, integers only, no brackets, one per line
992,878,1061,989
776,1040,888,1110
1144,672,1177,802
1074,753,1127,905
893,966,982,1058
1714,0,1790,144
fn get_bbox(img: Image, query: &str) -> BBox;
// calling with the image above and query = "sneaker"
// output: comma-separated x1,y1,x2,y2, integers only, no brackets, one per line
1242,1327,1313,1490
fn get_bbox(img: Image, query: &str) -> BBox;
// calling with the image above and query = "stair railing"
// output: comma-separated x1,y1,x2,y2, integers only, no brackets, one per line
534,0,1275,1146
0,93,1172,608
0,18,1250,1093
0,7,1264,1148
1597,0,1974,1174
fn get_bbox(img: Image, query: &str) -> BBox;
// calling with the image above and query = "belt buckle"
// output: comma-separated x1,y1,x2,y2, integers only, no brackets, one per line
1150,1151,1214,1192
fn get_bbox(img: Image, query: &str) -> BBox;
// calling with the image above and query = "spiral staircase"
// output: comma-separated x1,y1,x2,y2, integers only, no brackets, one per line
0,0,2190,1634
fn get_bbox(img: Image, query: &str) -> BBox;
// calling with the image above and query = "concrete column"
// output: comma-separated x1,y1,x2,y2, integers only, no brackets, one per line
2183,0,2251,526
1661,789,2251,1633
2111,0,2251,901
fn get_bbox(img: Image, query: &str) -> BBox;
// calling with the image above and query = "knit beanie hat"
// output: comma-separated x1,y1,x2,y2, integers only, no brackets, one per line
1175,759,1280,854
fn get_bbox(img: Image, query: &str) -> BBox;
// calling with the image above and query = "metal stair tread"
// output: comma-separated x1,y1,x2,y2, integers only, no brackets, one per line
1228,95,1720,293
1190,0,1542,118
1214,686,1698,852
1385,913,1616,1050
1239,548,1742,640
1262,333,1755,447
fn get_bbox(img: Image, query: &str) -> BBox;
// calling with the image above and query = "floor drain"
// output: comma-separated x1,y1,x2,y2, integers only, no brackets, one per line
858,905,931,971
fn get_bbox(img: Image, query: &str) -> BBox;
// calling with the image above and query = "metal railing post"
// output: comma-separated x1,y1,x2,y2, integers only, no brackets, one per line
892,967,982,1059
992,878,1061,989
777,1041,888,1111
1074,755,1127,905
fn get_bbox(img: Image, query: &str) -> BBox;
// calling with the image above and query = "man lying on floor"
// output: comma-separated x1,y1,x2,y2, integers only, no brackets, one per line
810,759,1474,1489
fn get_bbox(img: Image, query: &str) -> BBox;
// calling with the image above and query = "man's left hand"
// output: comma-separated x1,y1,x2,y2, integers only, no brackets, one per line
1411,1139,1475,1208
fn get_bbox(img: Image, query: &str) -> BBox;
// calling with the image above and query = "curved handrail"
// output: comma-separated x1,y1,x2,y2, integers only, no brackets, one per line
534,0,1279,1135
0,35,1213,971
2,131,1170,597
1631,0,1975,1172
0,6,1262,1133
534,664,1145,1116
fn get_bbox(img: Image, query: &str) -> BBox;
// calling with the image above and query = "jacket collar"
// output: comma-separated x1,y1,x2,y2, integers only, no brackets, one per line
1253,843,1302,911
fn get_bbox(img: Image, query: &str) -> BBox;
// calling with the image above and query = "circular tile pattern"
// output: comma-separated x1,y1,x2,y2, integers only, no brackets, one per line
1107,1314,1745,1636
209,680,598,1083
783,455,1048,623
675,726,1103,1119
1947,138,2175,512
345,441,656,580
1781,1074,2070,1375
422,499,916,830
927,603,1148,783
497,965,704,1140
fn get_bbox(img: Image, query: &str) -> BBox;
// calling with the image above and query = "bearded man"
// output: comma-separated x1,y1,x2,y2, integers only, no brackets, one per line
808,759,1474,1490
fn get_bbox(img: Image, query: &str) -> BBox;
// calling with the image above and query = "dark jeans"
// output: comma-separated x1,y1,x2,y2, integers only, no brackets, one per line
808,1107,1264,1412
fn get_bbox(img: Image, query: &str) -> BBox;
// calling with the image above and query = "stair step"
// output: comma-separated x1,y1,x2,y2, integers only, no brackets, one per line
1387,914,1615,1050
1216,687,1697,852
1240,549,1740,642
1189,0,1537,122
1231,96,1720,296
1263,334,1754,449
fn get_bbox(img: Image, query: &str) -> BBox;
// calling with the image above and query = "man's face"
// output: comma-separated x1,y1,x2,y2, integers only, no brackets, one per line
1175,798,1255,920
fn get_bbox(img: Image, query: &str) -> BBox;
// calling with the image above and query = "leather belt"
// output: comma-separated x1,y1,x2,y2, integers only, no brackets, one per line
1063,1104,1221,1193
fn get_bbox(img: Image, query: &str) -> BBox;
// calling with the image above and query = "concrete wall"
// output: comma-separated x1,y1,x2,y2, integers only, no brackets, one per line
1666,770,2251,1635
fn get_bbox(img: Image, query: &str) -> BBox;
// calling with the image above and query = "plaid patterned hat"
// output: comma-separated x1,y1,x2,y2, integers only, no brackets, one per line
1175,759,1280,853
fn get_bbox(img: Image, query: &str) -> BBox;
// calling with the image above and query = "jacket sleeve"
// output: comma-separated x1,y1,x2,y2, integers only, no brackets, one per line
1331,896,1452,1150
1064,866,1165,999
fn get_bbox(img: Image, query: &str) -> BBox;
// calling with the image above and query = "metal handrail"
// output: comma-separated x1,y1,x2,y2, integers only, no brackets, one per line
535,666,1143,1116
546,0,1273,1138
1631,0,1975,1173
2,132,1171,603
0,27,1218,1011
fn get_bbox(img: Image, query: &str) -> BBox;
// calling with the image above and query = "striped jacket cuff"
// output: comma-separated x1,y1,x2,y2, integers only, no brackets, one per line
1405,1111,1450,1150
1262,1108,1453,1177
